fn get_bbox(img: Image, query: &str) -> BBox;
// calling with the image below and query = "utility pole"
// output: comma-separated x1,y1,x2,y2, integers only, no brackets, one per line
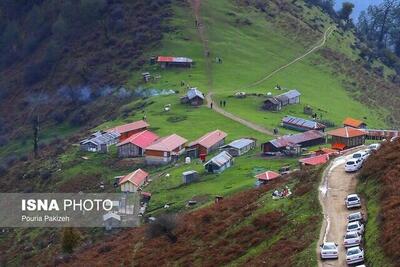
33,115,39,158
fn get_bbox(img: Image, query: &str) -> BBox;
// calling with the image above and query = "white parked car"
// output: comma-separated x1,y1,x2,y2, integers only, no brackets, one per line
347,221,364,235
346,246,364,265
320,242,339,260
345,194,362,209
344,231,362,248
368,143,381,151
348,212,365,223
345,159,362,172
351,151,369,162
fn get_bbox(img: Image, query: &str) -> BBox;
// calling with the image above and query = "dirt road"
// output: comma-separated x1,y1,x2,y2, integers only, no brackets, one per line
317,149,364,267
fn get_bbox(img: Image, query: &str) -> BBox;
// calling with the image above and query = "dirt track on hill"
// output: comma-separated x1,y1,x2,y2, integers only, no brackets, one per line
189,0,335,136
317,148,365,267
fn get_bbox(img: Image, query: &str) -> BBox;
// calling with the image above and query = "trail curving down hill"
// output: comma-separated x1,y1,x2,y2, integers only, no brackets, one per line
189,0,335,136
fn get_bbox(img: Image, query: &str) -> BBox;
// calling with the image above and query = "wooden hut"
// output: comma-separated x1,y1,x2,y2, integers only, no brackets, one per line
327,127,366,150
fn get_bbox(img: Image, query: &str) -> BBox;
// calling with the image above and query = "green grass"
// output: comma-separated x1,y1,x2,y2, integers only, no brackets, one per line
358,178,394,267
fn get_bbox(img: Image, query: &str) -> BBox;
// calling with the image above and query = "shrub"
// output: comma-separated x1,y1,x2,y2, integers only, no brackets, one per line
61,228,81,254
147,214,178,243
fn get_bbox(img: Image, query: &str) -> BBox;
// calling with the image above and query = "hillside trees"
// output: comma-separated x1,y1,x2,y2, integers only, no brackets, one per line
357,0,400,69
339,2,355,22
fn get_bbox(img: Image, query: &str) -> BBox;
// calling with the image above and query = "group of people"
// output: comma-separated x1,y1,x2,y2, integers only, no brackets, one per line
272,186,292,199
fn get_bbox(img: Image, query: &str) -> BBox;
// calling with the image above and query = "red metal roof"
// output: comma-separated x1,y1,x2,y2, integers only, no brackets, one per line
188,130,227,149
268,130,325,148
118,169,149,187
256,171,280,181
107,120,149,134
299,154,329,166
157,56,175,62
145,134,187,152
117,130,159,148
327,127,366,138
343,117,364,128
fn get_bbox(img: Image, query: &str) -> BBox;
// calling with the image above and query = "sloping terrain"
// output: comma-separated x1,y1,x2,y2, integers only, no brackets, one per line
54,168,322,267
358,140,400,267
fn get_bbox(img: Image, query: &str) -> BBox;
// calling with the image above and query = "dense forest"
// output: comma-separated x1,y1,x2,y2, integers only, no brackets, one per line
0,0,172,161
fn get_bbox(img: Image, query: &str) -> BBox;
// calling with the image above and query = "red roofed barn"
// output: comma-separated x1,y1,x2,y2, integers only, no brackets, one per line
157,56,193,68
343,117,367,129
107,120,149,142
327,127,366,150
187,130,227,158
119,169,149,192
299,154,329,167
117,130,159,158
145,134,188,165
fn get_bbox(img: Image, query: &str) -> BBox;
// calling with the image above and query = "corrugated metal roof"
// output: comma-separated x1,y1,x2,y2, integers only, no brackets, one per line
299,154,329,166
145,134,187,152
204,151,233,167
327,127,366,138
224,138,255,149
188,129,227,148
81,131,120,146
117,130,159,148
107,120,149,134
157,56,193,63
282,116,326,130
267,130,325,148
282,89,301,98
118,169,149,187
343,117,364,128
187,88,204,100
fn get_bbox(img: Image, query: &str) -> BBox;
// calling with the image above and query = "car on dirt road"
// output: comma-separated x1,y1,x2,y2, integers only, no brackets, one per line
344,231,362,248
345,159,362,172
347,221,364,235
346,246,364,265
348,212,365,224
351,151,370,162
345,194,361,209
320,242,339,260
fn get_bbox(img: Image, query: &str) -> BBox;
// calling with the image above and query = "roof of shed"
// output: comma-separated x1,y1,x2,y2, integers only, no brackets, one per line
343,117,365,128
188,129,227,149
256,171,280,181
117,130,159,148
299,154,329,166
224,138,255,149
282,115,326,130
118,169,149,186
266,130,325,148
280,89,301,98
157,56,193,63
145,134,187,152
187,88,204,100
80,131,120,145
204,151,233,167
107,120,149,134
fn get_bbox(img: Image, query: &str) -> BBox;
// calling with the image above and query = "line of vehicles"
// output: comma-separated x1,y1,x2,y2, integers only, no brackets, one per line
320,194,366,266
320,144,382,266
344,143,380,173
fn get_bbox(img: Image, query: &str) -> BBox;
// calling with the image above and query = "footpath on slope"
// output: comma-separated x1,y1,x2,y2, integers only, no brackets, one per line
317,147,366,267
189,0,335,136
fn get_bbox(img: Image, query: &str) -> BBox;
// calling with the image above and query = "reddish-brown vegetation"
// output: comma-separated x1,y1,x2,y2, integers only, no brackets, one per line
360,140,400,266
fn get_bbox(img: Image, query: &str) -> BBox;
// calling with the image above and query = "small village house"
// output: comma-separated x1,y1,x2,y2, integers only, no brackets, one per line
182,170,199,184
262,130,326,153
327,127,366,150
363,129,400,140
263,89,301,111
80,131,120,153
145,134,188,165
256,171,280,185
107,120,149,142
103,212,121,231
204,151,233,173
221,138,256,157
187,129,227,158
117,130,159,158
118,169,149,193
282,116,326,132
180,88,205,106
299,154,329,168
157,56,193,68
343,117,367,129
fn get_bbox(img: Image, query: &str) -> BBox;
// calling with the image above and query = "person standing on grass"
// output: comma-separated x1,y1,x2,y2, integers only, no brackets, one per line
220,100,222,106
210,102,213,109
223,100,226,107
